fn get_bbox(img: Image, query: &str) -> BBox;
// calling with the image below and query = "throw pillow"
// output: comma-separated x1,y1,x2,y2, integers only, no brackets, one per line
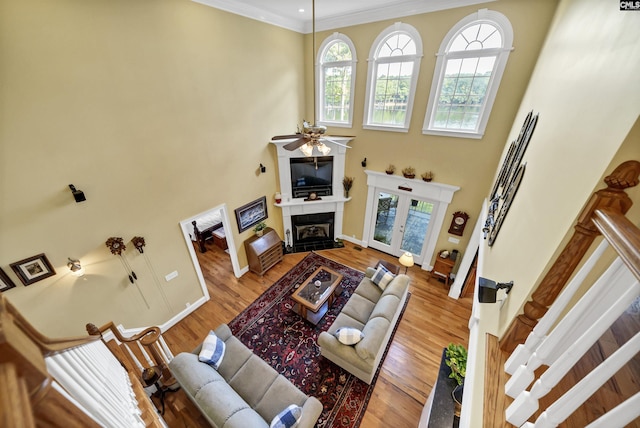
270,404,302,428
371,264,395,290
198,330,226,370
335,327,364,345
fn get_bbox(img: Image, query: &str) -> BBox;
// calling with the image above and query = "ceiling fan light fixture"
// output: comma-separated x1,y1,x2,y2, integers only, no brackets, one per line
299,142,314,157
317,142,331,155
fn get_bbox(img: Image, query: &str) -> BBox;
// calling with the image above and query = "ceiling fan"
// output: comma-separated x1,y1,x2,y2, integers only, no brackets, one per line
271,0,354,156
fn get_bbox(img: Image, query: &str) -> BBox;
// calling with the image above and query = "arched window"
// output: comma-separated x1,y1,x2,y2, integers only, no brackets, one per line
317,33,357,128
423,10,513,139
363,23,423,132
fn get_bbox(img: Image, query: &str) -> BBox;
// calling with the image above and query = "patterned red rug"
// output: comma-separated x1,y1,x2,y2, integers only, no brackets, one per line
228,252,409,428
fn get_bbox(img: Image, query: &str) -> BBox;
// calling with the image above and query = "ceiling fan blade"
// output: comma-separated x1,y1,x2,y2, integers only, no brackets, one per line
272,133,303,141
321,136,353,149
283,137,308,151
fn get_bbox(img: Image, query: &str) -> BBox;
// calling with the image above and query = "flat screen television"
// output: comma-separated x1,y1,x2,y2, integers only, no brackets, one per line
290,156,333,198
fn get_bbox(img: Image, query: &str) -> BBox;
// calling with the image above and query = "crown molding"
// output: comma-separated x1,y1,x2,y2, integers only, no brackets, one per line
192,0,496,34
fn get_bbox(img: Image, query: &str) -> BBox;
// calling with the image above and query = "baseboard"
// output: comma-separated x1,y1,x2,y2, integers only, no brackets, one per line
339,234,364,247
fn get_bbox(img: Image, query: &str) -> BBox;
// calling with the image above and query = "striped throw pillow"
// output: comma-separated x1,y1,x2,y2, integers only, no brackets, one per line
198,331,226,370
371,264,395,290
335,327,364,345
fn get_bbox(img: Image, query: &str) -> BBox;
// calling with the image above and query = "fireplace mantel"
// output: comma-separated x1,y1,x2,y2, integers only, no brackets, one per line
270,138,354,246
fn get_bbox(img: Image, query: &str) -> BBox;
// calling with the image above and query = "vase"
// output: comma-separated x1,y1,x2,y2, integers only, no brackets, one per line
344,190,350,198
256,230,264,237
403,174,415,179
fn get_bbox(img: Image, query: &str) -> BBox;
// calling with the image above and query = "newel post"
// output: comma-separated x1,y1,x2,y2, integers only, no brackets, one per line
499,160,640,353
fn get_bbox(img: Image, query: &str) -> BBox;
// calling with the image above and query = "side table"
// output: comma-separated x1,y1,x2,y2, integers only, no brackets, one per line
430,256,455,287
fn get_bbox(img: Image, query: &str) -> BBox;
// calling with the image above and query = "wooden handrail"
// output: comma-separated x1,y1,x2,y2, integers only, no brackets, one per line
86,321,175,386
593,207,640,281
500,160,640,353
3,297,99,355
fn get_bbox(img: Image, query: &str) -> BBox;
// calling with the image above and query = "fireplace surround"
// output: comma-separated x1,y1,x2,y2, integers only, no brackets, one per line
270,137,353,252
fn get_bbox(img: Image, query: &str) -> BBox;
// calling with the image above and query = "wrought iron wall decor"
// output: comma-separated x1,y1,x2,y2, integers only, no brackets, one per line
484,111,538,246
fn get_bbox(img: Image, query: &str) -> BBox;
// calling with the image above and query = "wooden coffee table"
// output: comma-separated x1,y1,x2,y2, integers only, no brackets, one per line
291,267,343,325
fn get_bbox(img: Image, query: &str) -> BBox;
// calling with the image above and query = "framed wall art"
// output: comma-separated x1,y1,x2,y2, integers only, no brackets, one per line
234,196,268,233
10,253,56,286
0,268,16,292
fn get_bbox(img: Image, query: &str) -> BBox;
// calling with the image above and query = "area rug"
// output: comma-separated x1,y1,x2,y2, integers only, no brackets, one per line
228,252,409,428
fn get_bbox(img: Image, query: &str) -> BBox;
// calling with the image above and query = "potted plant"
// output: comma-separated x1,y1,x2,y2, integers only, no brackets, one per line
253,221,267,237
342,176,354,198
421,171,434,182
445,343,467,406
385,164,396,175
402,166,416,179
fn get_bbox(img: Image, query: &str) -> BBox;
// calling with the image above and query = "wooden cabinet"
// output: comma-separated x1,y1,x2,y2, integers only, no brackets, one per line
244,228,283,275
430,256,455,287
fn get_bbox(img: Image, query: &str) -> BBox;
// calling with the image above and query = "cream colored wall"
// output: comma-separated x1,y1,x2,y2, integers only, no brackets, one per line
476,0,640,338
307,0,558,264
0,0,304,336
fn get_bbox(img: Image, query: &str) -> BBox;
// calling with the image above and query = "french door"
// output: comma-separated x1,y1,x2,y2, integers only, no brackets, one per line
368,190,435,265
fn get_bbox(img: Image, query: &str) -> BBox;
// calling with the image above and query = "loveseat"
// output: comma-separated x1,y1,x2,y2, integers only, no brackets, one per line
318,266,410,384
169,324,323,428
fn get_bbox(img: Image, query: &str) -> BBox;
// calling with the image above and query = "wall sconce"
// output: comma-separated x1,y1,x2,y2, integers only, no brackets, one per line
361,158,367,167
67,258,85,277
398,252,414,274
259,163,266,173
478,277,513,303
68,184,86,203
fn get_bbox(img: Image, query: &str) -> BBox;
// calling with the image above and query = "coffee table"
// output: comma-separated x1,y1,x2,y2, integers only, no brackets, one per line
291,267,343,325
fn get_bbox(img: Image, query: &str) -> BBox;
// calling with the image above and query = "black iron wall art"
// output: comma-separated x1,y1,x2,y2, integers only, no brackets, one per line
484,111,538,246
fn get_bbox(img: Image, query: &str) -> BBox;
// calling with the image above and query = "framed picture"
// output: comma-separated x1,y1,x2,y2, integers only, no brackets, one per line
235,196,268,233
10,253,56,286
0,268,16,292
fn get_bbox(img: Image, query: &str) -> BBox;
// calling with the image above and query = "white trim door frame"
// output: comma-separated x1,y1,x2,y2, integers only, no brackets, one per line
362,171,460,271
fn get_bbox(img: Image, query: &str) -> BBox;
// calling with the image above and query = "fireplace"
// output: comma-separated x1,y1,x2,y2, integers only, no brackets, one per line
291,212,339,252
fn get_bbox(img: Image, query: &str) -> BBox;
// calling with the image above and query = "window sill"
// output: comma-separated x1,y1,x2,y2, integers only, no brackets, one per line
422,128,484,139
363,124,409,133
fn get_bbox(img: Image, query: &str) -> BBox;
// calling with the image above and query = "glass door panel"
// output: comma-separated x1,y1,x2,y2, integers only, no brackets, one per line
400,199,434,256
372,192,399,247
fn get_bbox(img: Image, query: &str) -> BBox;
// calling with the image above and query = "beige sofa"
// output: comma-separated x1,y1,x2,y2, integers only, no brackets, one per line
318,268,410,384
170,324,323,428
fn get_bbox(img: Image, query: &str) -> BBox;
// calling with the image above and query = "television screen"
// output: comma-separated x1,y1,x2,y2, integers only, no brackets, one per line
290,156,333,198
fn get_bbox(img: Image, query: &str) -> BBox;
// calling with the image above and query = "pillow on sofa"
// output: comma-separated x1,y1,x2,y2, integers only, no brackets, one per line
270,404,302,428
371,264,395,290
198,330,226,370
335,327,364,345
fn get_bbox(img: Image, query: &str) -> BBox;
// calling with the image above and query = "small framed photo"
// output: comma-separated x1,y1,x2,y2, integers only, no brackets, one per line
235,196,268,233
0,268,16,292
10,253,56,286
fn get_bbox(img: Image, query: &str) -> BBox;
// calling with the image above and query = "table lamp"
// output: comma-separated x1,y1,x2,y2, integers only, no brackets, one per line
398,252,414,274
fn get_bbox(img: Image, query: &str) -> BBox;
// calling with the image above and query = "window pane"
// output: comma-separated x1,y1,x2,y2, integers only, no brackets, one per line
433,55,497,131
450,23,502,52
324,41,352,62
323,65,352,122
371,61,413,126
378,33,417,58
374,193,398,246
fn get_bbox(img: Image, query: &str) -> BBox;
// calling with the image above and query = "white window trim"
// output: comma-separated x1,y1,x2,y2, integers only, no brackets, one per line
363,22,423,133
317,32,357,129
423,9,514,139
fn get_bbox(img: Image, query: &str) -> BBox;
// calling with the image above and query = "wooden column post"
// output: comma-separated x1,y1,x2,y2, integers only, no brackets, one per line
499,160,640,353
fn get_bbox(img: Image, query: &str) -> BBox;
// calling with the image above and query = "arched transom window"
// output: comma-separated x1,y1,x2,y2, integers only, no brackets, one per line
423,10,513,139
364,22,423,132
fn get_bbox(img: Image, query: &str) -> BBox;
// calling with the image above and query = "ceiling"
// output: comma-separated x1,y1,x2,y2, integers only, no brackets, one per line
192,0,496,33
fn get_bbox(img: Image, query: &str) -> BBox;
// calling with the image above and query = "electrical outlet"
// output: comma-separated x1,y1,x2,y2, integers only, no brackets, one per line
448,237,460,244
165,271,178,281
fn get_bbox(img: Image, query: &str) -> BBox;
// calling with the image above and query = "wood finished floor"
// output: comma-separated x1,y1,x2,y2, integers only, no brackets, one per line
160,241,474,427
